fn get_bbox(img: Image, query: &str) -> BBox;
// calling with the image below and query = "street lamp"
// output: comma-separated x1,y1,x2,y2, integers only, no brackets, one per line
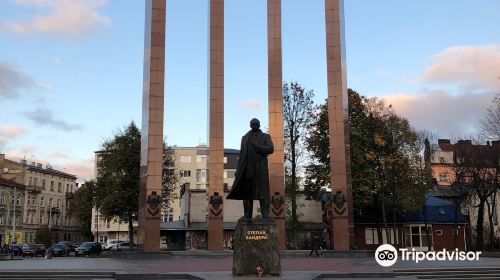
12,186,17,244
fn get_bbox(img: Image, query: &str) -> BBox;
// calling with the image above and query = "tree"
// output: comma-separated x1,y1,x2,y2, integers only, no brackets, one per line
481,95,500,140
95,122,141,244
162,143,179,217
305,89,426,246
34,226,52,248
67,180,95,240
282,82,314,246
453,140,500,250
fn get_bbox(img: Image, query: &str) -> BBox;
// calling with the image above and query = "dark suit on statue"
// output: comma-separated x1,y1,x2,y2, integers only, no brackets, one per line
227,126,274,219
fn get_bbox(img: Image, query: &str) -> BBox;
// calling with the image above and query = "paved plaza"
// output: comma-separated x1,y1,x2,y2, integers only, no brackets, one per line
2,254,500,279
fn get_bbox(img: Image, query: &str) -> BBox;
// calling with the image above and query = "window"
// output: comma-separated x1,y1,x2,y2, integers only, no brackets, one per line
33,178,38,186
435,230,443,236
66,184,69,193
29,177,32,186
226,171,235,178
404,225,432,248
0,215,4,225
16,196,20,206
224,157,227,163
439,173,448,182
40,196,44,206
364,228,399,245
439,157,446,163
168,214,173,222
42,179,46,189
196,156,202,163
39,213,43,224
224,171,227,179
58,182,62,192
0,193,5,204
180,156,191,163
180,170,191,177
50,181,54,191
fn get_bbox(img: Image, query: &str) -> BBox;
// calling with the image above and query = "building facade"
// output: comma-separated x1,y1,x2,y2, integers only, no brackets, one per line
0,154,81,244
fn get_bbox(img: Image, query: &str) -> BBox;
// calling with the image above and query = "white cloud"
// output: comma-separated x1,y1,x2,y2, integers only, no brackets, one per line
383,89,495,137
2,0,111,38
0,125,27,137
424,44,500,89
238,99,262,110
0,125,28,149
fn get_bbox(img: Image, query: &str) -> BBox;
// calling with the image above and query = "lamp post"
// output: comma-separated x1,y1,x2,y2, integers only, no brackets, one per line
12,186,16,244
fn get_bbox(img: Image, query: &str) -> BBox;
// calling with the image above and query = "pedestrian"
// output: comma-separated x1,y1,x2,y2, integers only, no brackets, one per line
96,242,102,256
309,234,319,257
45,246,53,259
321,228,329,252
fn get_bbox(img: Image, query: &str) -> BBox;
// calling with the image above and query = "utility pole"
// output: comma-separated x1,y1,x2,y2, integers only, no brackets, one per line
12,186,16,243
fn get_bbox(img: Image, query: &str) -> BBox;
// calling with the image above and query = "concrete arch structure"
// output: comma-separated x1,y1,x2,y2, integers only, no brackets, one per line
138,0,352,252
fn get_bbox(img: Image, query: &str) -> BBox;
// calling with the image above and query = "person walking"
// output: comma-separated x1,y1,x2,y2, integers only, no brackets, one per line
309,234,320,257
321,228,329,252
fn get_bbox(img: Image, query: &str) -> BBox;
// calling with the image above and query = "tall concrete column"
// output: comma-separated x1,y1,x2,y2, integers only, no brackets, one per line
138,0,165,252
325,0,354,250
267,0,285,250
207,0,224,251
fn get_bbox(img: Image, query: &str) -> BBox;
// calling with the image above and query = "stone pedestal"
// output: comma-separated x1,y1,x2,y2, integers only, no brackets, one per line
232,218,281,276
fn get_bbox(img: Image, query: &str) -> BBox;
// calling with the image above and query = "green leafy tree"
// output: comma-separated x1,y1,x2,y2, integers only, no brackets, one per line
95,122,141,244
162,143,179,214
34,226,52,248
282,82,314,246
67,180,95,240
305,89,426,245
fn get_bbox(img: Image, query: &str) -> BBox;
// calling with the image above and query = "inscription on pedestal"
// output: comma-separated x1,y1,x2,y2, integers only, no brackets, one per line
232,219,281,276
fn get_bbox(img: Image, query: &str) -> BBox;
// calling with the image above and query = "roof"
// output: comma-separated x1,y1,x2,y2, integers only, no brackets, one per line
405,195,467,224
0,177,26,188
26,165,77,180
224,149,239,155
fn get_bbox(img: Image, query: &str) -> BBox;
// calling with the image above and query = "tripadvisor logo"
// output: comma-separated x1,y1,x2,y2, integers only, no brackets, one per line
375,244,398,267
375,244,482,267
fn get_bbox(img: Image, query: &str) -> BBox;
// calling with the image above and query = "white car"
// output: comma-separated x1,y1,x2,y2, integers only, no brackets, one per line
109,241,132,251
104,240,127,251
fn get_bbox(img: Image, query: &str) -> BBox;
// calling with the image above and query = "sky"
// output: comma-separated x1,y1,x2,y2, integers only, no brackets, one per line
0,0,499,182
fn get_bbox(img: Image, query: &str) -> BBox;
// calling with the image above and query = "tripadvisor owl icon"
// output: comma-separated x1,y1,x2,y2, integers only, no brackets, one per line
375,244,398,267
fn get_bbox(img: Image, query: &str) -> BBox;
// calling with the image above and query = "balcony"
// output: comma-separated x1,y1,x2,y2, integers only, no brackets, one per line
27,185,42,194
46,207,60,214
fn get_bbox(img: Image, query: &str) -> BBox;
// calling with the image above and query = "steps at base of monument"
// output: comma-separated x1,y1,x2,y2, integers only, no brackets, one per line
394,268,500,280
0,272,115,280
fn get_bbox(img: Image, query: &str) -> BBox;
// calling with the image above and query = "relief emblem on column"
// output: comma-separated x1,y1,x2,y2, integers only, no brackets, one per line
146,191,161,217
271,192,284,216
333,190,346,215
209,192,223,217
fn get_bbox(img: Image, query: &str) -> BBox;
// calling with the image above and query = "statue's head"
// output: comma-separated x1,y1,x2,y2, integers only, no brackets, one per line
250,118,260,132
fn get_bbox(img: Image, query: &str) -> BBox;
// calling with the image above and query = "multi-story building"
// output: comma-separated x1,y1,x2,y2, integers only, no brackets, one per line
428,139,500,246
0,154,81,244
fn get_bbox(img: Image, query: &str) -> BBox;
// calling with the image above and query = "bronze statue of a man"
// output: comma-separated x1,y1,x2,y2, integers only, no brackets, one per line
227,118,274,219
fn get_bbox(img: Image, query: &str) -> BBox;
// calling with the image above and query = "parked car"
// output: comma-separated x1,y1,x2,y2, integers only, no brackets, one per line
32,244,46,257
104,239,127,251
57,241,75,252
7,244,21,256
75,242,94,257
50,244,70,257
110,241,134,251
21,244,35,257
